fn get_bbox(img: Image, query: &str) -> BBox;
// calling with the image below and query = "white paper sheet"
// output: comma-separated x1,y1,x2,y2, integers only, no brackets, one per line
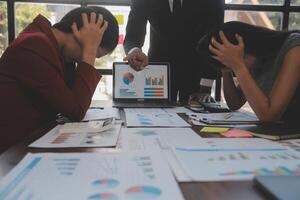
188,111,259,125
190,119,257,128
162,107,195,114
173,139,300,181
29,123,122,148
117,128,201,151
124,108,191,127
117,128,202,182
82,107,120,121
0,152,184,200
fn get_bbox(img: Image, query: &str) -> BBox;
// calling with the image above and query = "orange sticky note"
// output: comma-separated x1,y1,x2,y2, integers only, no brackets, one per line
221,129,253,138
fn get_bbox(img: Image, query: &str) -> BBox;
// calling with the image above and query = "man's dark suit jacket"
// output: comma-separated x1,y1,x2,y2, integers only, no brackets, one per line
124,0,224,102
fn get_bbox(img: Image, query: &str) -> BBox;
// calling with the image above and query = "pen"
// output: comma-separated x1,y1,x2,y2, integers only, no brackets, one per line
81,117,113,122
224,113,233,120
90,107,104,109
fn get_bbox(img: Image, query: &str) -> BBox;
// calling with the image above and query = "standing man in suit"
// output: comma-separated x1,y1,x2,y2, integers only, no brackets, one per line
123,0,224,103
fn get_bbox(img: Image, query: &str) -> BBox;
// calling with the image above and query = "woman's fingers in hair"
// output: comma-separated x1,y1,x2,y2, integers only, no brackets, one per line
209,44,222,57
235,34,244,47
210,37,223,50
81,13,89,25
211,55,220,61
96,14,104,26
99,20,108,34
81,12,102,26
219,31,230,44
90,12,97,23
71,22,79,36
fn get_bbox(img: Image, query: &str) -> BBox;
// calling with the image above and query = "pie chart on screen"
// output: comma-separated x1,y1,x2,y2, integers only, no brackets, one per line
123,72,134,85
125,185,162,199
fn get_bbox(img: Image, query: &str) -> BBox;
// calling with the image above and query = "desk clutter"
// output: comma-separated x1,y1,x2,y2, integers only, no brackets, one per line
1,106,300,199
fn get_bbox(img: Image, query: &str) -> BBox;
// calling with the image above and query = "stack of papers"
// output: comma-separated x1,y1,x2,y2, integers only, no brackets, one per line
0,152,184,200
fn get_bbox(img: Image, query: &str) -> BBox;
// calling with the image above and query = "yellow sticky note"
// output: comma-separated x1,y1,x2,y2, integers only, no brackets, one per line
200,127,229,133
115,14,124,25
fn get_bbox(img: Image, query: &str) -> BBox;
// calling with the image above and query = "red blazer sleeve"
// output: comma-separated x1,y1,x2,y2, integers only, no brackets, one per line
7,46,101,121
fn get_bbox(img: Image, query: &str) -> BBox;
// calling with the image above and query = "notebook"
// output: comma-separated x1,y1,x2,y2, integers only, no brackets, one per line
242,123,300,140
254,176,300,200
112,62,175,108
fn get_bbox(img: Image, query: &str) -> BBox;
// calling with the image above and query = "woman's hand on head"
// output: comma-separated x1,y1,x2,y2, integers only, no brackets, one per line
72,12,108,60
209,31,246,72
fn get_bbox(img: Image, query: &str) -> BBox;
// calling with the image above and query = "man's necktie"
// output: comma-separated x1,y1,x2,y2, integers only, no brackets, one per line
173,0,181,15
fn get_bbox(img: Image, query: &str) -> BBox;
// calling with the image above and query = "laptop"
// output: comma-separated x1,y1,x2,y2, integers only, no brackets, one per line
112,62,175,108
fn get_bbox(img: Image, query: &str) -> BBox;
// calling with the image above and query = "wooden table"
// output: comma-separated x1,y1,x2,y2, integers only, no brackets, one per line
0,101,267,200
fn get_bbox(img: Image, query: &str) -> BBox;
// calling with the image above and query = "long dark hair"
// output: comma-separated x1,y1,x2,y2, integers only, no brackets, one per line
53,6,119,53
197,21,299,68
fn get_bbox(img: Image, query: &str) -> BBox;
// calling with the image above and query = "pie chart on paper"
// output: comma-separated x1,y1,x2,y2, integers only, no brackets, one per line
88,192,118,200
92,179,119,189
125,185,162,199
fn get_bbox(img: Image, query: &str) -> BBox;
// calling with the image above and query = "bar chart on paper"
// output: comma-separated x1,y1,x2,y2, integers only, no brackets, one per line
174,145,300,181
219,165,300,177
29,124,122,148
118,127,202,152
124,109,191,127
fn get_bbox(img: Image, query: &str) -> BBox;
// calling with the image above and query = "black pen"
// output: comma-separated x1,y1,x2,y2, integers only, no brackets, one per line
90,107,104,109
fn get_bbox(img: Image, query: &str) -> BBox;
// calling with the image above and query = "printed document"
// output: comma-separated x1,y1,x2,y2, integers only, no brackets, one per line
0,152,184,200
125,108,191,127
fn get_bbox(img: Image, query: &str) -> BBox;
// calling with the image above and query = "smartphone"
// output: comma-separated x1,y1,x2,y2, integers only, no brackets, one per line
185,104,207,113
199,102,231,113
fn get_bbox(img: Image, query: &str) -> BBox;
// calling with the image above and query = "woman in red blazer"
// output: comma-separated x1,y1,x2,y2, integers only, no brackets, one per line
0,6,119,152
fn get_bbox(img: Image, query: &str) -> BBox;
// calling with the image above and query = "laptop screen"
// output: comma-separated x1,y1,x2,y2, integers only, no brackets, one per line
113,62,170,100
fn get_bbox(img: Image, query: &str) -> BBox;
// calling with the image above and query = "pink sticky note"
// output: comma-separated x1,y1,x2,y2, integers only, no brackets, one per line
221,129,253,138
